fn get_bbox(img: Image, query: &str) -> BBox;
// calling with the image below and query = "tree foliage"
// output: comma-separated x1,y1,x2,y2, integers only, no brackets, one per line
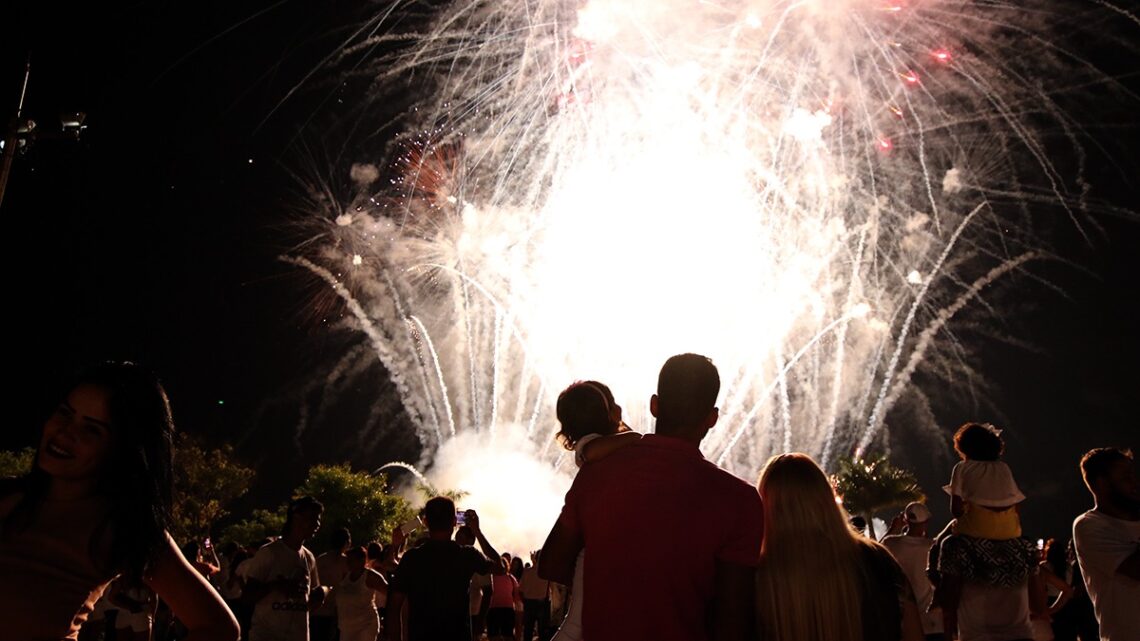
832,454,924,537
0,447,35,478
171,434,255,544
221,508,287,547
296,464,414,551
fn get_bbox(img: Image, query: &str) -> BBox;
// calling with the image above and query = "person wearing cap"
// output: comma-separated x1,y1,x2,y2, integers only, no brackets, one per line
882,502,944,641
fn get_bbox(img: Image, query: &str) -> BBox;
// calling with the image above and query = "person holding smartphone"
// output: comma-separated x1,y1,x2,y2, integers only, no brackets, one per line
386,497,505,641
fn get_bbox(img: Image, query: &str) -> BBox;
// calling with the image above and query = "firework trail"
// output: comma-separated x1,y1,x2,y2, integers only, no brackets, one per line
289,0,1135,546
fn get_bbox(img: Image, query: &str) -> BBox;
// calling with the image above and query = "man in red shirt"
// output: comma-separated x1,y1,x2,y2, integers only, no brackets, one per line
540,353,764,641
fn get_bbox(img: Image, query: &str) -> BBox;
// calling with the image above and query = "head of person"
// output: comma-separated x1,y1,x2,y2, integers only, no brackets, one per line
14,361,175,579
758,454,852,547
1080,447,1138,509
510,555,524,580
904,501,931,535
756,453,870,641
422,495,458,534
1043,538,1067,575
282,496,324,541
366,541,384,563
182,541,202,563
953,422,1004,461
346,546,368,574
650,353,719,440
555,381,619,450
330,527,352,552
455,525,476,546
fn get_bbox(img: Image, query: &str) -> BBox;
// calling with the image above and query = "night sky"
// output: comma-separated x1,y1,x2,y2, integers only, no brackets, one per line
3,1,1138,542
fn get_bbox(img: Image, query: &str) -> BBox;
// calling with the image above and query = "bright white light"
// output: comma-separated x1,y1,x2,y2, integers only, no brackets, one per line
297,0,1122,538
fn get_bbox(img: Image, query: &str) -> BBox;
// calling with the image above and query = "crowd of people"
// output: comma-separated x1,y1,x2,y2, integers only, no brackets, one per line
0,356,1136,641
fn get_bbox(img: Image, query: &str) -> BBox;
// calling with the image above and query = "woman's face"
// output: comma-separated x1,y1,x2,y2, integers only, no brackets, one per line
38,383,114,482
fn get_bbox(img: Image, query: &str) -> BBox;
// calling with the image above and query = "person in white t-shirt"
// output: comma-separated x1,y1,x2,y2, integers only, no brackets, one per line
244,497,327,641
881,502,944,641
1072,447,1140,641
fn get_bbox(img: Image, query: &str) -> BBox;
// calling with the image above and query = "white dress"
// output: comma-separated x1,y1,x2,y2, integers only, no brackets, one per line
550,433,602,641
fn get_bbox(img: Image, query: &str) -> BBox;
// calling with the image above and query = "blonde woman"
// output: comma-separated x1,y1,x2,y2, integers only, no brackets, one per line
755,453,925,641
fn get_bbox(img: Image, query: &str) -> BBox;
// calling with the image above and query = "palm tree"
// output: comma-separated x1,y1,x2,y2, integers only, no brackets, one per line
832,454,924,539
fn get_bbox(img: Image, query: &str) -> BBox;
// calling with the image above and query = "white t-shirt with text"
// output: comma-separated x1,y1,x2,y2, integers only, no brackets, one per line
243,539,320,641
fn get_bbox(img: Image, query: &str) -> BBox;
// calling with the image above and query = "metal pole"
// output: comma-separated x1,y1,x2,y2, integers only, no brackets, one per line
0,55,33,209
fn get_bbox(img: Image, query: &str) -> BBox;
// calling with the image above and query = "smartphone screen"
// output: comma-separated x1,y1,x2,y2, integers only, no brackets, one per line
456,509,466,526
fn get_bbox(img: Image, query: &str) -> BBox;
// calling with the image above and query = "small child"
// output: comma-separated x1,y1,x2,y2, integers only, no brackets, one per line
549,380,640,641
944,422,1025,540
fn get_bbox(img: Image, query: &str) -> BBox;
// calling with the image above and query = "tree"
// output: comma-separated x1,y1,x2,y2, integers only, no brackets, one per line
0,447,35,478
832,454,924,539
296,464,414,551
222,508,287,547
171,434,255,545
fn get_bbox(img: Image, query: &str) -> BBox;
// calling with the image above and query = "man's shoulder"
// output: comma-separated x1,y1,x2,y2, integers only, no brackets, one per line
698,460,762,502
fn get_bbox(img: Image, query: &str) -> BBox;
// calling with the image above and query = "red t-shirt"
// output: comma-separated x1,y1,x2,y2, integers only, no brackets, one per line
558,434,764,641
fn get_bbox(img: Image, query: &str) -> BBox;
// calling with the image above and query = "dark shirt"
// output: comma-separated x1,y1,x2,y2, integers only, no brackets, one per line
390,539,490,641
557,434,765,641
858,542,912,641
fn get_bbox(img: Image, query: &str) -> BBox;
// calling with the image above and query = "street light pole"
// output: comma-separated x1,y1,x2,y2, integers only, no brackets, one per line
0,55,33,209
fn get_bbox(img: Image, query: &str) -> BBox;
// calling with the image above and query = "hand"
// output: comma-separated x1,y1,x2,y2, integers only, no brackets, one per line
392,523,407,549
888,512,907,534
465,509,481,535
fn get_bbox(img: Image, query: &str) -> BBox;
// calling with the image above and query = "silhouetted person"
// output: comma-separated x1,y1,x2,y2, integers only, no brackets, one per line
243,496,327,641
540,353,764,641
386,498,504,641
1072,447,1139,641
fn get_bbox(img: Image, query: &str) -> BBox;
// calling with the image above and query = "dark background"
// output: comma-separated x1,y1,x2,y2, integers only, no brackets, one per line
2,1,1137,541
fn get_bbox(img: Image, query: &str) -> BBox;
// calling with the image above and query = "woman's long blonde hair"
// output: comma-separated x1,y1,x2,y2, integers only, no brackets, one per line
755,453,871,641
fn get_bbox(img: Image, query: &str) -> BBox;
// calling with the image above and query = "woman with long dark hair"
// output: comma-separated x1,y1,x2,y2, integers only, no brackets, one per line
0,361,238,640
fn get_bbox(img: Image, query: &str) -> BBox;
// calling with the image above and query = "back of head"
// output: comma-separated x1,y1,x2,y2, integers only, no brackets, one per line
1080,447,1133,494
555,381,615,449
904,501,932,528
756,453,864,641
953,422,1004,461
654,353,719,435
182,540,201,561
423,495,457,532
330,527,352,551
455,525,475,546
367,541,384,561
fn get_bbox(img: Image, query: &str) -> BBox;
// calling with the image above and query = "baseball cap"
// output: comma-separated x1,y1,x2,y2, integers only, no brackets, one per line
904,501,931,523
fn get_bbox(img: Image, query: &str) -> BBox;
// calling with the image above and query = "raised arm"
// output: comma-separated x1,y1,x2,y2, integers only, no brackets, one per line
145,533,239,641
466,510,506,575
